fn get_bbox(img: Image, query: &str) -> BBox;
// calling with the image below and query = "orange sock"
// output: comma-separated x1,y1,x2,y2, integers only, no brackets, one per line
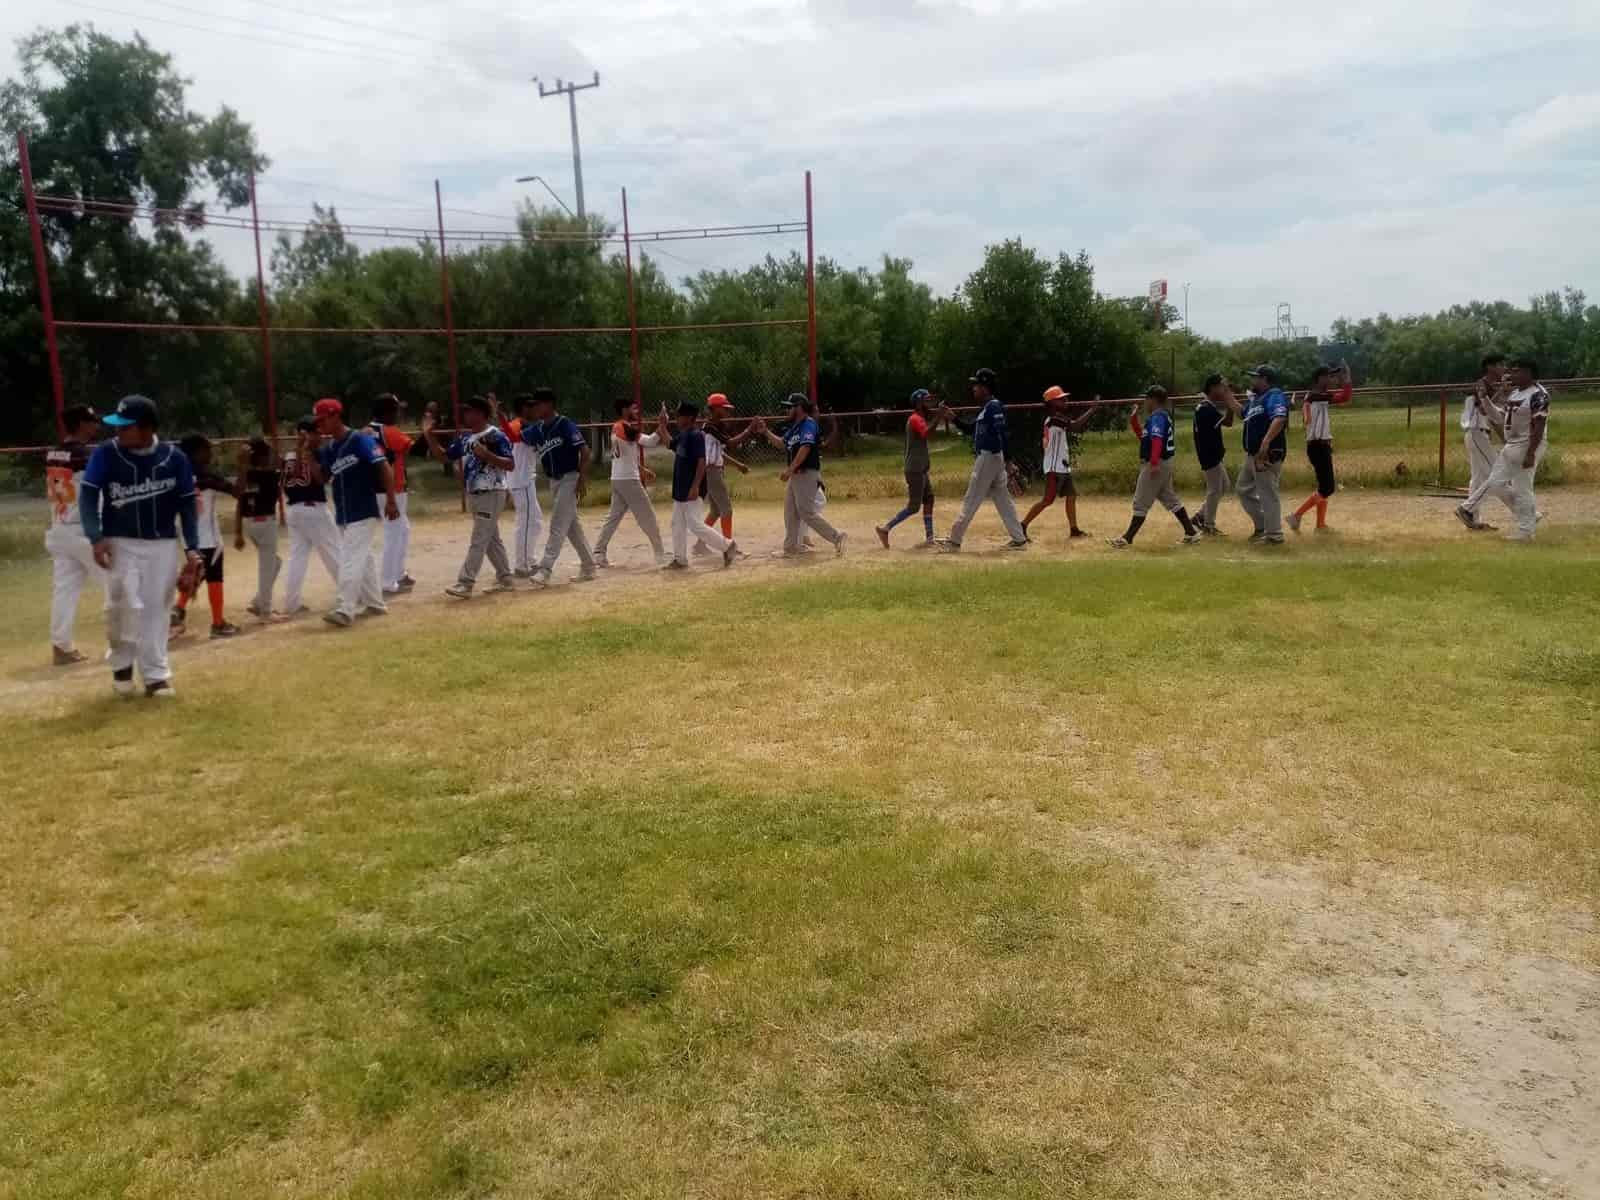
720,515,732,540
1294,494,1320,519
175,589,191,612
704,511,716,527
207,581,225,627
1315,498,1329,529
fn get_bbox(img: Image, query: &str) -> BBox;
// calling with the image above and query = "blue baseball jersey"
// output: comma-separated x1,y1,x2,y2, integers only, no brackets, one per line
1242,387,1290,459
784,417,822,471
447,426,514,492
79,438,199,546
972,397,1008,455
670,428,706,502
317,428,388,526
521,415,586,479
1141,409,1177,461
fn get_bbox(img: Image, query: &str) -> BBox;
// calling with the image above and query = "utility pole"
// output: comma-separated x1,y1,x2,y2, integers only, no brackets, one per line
535,72,600,220
1183,282,1191,332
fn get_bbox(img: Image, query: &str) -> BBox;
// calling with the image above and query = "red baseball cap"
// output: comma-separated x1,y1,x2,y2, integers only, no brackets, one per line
312,398,343,418
706,392,732,410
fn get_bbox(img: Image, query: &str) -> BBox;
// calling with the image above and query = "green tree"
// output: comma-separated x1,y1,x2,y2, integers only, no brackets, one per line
0,24,265,438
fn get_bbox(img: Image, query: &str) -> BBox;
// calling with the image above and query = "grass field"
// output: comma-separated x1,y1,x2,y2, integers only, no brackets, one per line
0,450,1597,1195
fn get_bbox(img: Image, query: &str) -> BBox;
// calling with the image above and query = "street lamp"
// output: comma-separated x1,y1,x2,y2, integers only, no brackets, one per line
514,175,576,218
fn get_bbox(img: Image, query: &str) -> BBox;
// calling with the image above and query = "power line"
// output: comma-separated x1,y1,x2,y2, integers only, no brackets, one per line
131,0,447,65
65,3,433,70
225,0,456,48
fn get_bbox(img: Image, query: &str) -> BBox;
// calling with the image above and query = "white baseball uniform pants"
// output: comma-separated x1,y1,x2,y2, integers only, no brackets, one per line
47,525,103,651
1463,430,1495,517
507,482,544,572
671,499,730,565
1465,441,1545,540
335,518,386,619
381,492,410,590
104,537,179,685
947,452,1025,546
283,503,339,612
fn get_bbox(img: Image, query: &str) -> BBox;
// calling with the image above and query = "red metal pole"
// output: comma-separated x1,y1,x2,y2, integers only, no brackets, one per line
434,179,461,431
622,187,641,408
805,170,818,407
1438,389,1448,484
18,132,67,441
248,168,277,438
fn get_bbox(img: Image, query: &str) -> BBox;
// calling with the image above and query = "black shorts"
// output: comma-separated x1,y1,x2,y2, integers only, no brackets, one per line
1306,440,1336,498
199,546,224,583
1046,471,1076,498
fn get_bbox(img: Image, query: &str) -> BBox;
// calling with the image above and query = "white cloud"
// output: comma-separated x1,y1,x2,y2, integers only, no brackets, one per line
1506,91,1600,152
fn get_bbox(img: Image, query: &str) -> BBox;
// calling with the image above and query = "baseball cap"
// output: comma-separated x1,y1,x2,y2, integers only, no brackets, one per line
910,388,932,405
1244,363,1278,381
1042,385,1069,403
706,392,732,410
1145,385,1169,400
970,367,998,389
677,400,700,417
313,398,343,418
101,394,158,428
786,391,811,409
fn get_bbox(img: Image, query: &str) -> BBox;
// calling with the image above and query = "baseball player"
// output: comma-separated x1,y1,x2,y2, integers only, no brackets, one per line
234,437,286,619
78,394,204,698
1019,385,1094,541
501,393,546,574
1459,354,1508,531
1455,356,1549,541
1192,373,1240,535
423,395,517,598
520,386,598,587
1236,364,1291,544
1107,386,1203,548
666,401,738,569
45,405,104,665
310,397,399,626
170,434,240,639
279,417,340,616
593,396,669,568
938,367,1028,552
700,393,755,549
875,388,945,548
752,393,847,557
368,393,415,595
1286,364,1353,533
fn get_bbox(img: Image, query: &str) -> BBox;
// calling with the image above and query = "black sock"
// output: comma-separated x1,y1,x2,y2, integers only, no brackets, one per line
1123,515,1146,542
1175,508,1196,536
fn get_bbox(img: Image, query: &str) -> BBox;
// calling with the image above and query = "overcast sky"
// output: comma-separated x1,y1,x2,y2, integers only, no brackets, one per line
6,0,1598,339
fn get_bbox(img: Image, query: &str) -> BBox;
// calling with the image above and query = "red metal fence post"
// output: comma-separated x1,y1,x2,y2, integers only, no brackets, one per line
1438,389,1448,484
248,168,277,438
622,187,641,408
434,179,461,431
805,170,818,407
17,131,67,440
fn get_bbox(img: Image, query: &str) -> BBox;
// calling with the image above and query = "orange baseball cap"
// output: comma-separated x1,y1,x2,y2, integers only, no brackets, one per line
313,398,343,418
1042,386,1069,402
706,393,732,410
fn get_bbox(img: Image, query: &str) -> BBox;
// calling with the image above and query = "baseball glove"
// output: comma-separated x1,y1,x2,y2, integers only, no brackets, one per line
177,553,204,596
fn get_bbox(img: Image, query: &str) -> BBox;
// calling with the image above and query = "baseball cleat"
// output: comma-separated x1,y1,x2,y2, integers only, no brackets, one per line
1180,533,1204,545
1285,512,1302,533
444,584,474,599
112,667,136,698
398,574,416,589
484,579,515,595
1105,537,1131,549
692,542,712,557
1453,505,1477,529
723,541,738,568
145,681,176,700
1069,528,1089,539
1246,530,1266,544
1002,539,1029,551
574,568,598,583
934,539,961,553
835,532,848,557
875,525,890,548
361,605,388,618
529,569,552,589
210,621,241,639
661,560,689,571
323,610,354,627
593,555,611,569
53,646,86,667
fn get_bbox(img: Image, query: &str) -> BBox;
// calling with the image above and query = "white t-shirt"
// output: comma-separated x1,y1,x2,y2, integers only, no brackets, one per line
508,439,536,489
704,427,727,468
194,487,223,550
1041,424,1071,474
608,423,660,481
1501,385,1550,445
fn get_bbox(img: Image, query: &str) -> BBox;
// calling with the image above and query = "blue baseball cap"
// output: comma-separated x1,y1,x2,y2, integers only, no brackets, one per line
910,388,931,405
101,394,158,428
